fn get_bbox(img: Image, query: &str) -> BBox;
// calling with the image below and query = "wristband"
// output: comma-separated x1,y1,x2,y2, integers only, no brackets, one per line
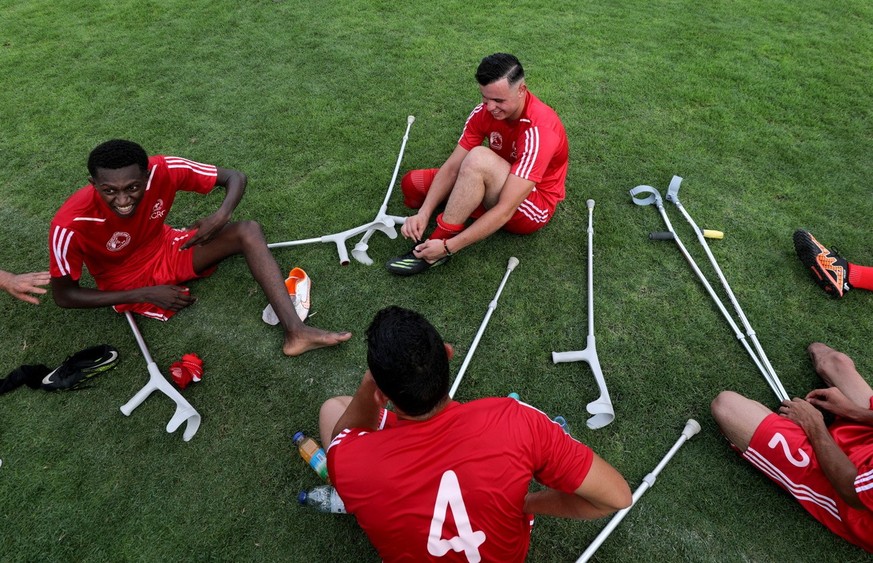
443,239,454,258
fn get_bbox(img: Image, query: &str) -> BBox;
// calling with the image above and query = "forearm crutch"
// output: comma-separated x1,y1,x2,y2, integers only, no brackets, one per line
449,257,519,399
267,116,413,266
552,200,614,430
120,312,201,441
630,185,788,402
576,419,701,563
665,176,788,401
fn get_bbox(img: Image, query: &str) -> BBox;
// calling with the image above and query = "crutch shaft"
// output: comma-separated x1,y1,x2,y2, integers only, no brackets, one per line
576,419,700,563
448,257,519,399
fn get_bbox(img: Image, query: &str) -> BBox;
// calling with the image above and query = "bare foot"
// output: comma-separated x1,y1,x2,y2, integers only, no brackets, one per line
283,325,352,356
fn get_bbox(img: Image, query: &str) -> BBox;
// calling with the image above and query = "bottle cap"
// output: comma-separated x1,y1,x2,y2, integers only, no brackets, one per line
297,491,308,505
292,431,304,444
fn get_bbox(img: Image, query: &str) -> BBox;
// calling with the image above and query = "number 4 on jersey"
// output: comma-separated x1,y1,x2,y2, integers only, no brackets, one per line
427,470,487,562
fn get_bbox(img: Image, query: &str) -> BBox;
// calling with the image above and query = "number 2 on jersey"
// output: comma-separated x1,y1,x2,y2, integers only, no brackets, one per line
427,470,487,562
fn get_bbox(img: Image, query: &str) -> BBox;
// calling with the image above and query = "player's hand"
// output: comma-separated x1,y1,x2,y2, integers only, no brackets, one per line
142,285,196,311
181,212,230,249
778,397,825,432
401,212,429,241
412,239,447,263
0,270,51,304
806,387,861,421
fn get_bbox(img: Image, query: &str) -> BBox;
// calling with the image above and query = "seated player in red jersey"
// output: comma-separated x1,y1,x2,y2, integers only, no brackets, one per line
49,139,350,356
386,53,569,276
712,342,873,554
318,306,631,562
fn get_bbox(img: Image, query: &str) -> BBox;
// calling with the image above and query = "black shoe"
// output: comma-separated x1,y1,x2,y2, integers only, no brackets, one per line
41,344,120,390
793,229,850,298
385,248,449,276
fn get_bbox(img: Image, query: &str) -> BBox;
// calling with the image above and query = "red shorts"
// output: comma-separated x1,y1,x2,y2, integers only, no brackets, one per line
107,226,215,321
401,168,554,235
743,414,848,539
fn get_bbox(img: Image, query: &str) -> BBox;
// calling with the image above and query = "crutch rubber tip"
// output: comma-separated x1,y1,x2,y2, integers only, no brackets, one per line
702,229,724,240
586,199,595,209
507,257,520,270
683,419,702,438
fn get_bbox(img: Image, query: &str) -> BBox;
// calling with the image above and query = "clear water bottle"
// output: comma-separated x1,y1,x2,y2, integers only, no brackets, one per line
293,431,329,482
298,485,347,514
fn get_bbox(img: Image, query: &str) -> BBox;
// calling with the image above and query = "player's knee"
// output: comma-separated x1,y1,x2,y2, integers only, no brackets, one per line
401,169,436,209
235,220,266,246
809,342,854,373
711,390,742,424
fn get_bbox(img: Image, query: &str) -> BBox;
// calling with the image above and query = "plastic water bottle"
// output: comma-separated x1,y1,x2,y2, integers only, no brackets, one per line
293,431,329,482
298,485,347,514
553,415,571,435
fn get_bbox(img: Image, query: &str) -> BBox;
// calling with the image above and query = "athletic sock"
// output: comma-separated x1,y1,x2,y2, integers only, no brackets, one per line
429,213,465,241
847,263,873,291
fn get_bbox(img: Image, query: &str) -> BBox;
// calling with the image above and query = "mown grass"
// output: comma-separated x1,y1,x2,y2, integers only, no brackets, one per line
1,1,871,561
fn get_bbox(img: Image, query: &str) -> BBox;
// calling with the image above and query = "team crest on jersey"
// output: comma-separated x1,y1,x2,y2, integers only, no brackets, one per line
106,231,132,252
489,132,503,151
150,199,166,220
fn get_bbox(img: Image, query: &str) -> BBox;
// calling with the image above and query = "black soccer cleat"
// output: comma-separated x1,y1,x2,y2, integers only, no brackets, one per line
41,344,121,391
385,248,449,276
793,229,850,298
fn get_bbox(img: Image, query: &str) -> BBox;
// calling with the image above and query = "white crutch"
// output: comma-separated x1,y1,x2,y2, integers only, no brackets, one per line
630,185,788,402
552,200,614,429
449,257,519,399
665,176,788,401
120,312,201,441
576,419,701,563
268,115,414,265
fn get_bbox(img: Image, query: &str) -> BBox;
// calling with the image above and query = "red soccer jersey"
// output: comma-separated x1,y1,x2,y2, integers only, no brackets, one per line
458,91,569,212
327,398,593,562
49,156,217,290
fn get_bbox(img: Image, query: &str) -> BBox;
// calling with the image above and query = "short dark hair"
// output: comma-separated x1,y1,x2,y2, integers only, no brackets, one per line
87,139,148,177
475,53,525,86
366,306,450,416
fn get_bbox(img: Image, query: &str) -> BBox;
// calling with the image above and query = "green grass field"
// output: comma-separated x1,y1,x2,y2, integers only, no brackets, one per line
1,1,871,561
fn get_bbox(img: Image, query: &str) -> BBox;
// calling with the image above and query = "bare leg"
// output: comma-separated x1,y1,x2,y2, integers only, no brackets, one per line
441,146,511,225
808,342,873,408
193,221,351,356
319,396,352,447
711,391,773,452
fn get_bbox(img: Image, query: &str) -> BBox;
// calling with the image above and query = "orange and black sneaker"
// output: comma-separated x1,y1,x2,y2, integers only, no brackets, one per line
793,229,851,298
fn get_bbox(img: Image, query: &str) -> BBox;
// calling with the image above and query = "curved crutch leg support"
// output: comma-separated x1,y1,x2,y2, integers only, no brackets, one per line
552,200,614,430
268,116,414,266
120,312,201,441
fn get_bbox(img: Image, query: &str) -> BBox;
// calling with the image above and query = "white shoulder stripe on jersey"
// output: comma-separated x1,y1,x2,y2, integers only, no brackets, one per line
458,104,486,144
515,127,540,180
145,164,156,191
744,447,841,521
164,156,217,177
52,226,74,277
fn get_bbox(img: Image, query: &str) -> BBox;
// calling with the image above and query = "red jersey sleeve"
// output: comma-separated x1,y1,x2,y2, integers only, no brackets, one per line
509,125,562,184
458,104,489,151
518,402,594,493
159,156,218,194
49,222,84,281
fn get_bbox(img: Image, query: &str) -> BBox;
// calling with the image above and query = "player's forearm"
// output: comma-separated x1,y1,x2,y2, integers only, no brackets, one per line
52,284,148,309
522,489,622,520
805,423,864,509
446,206,514,253
214,168,247,218
330,374,382,441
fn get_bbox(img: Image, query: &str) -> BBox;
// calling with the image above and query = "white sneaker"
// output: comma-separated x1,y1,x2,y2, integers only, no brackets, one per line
262,267,311,325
